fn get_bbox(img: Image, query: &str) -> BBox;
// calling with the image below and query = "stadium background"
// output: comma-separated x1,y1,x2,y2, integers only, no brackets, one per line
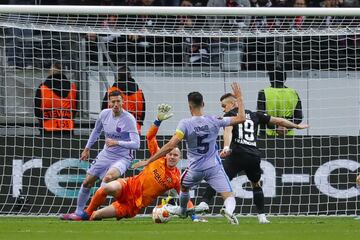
0,2,360,217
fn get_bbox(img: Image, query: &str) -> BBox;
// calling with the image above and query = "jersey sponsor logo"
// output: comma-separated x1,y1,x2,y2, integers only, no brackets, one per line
116,122,122,133
194,125,209,133
152,169,172,189
106,133,123,140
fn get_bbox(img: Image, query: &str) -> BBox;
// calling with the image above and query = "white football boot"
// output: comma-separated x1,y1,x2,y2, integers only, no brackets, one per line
220,208,239,225
257,214,270,224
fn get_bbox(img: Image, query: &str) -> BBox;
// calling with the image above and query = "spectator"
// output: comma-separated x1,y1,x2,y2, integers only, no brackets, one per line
257,65,303,136
101,66,145,134
207,0,251,29
177,0,209,64
34,62,78,137
6,0,36,68
161,0,181,5
86,0,164,65
321,0,344,7
342,0,360,6
250,0,272,7
290,0,307,29
321,0,344,27
207,0,250,66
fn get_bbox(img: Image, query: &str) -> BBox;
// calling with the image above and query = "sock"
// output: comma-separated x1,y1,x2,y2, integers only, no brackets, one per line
180,191,190,214
253,187,265,214
224,197,236,215
187,200,194,209
75,185,91,215
85,187,107,216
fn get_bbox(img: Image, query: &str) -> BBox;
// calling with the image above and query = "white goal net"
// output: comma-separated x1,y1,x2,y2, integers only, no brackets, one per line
0,6,359,216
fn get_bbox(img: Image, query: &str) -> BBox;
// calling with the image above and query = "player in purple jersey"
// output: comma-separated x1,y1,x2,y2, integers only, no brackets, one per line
134,82,246,224
60,90,140,221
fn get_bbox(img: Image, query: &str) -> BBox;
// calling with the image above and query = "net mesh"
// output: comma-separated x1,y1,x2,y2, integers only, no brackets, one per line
0,6,359,216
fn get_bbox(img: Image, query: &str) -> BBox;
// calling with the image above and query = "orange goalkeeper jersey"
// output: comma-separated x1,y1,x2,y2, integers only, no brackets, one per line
127,124,181,209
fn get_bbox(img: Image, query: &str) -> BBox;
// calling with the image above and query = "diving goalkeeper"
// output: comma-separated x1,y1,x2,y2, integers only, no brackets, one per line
81,104,207,220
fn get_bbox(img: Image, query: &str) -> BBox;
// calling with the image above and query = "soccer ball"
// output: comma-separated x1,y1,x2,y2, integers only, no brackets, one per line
152,205,171,224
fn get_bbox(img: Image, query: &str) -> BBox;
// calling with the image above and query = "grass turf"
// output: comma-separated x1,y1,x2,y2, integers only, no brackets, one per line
0,217,359,240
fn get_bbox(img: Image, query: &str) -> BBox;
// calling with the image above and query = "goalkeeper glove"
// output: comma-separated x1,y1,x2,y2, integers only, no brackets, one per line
157,103,173,121
161,196,173,206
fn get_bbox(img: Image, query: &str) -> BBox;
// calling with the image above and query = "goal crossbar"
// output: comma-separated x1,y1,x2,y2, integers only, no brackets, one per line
1,6,360,37
1,5,360,17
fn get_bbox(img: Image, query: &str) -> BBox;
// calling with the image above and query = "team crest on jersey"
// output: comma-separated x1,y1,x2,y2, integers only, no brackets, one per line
167,177,172,183
116,122,122,133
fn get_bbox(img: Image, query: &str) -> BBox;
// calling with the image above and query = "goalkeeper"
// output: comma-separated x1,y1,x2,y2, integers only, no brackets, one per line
80,104,207,221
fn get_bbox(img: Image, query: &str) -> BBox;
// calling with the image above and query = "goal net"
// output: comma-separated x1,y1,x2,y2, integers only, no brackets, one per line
0,5,359,216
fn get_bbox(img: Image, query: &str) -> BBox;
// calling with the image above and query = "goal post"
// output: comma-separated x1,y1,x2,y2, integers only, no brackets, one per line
0,5,359,216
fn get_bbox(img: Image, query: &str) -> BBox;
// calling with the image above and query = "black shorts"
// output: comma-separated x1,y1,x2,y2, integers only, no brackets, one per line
222,151,262,183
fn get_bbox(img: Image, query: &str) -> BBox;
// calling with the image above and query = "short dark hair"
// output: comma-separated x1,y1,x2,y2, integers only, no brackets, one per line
117,66,131,81
220,93,235,102
188,92,203,108
109,90,122,98
52,61,62,70
118,65,130,73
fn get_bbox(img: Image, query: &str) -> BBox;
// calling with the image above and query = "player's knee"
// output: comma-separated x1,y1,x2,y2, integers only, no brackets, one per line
102,175,116,183
103,181,121,197
251,181,262,188
82,179,96,188
91,211,102,220
220,192,234,199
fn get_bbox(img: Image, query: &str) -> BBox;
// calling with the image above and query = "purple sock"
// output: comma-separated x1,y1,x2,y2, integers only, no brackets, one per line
75,185,90,215
180,191,190,215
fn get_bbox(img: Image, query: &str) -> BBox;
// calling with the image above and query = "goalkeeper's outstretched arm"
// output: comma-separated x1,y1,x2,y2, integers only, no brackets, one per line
146,104,173,157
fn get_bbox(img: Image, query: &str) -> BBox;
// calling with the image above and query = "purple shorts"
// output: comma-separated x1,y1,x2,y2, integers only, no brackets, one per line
87,158,130,179
181,164,233,193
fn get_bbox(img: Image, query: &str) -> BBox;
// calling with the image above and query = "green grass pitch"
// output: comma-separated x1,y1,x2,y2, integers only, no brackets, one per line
0,217,359,240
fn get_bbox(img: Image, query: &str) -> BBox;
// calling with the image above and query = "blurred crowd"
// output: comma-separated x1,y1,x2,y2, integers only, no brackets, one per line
3,0,360,7
3,0,360,69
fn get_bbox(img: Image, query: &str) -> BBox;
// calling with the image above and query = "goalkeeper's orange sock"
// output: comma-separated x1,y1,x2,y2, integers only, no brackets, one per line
85,187,107,217
187,200,194,209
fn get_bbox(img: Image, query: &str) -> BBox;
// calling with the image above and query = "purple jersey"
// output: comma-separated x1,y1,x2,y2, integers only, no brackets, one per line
86,109,140,163
176,115,231,171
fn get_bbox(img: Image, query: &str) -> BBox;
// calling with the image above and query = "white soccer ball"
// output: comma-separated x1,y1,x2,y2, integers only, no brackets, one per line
152,205,171,224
